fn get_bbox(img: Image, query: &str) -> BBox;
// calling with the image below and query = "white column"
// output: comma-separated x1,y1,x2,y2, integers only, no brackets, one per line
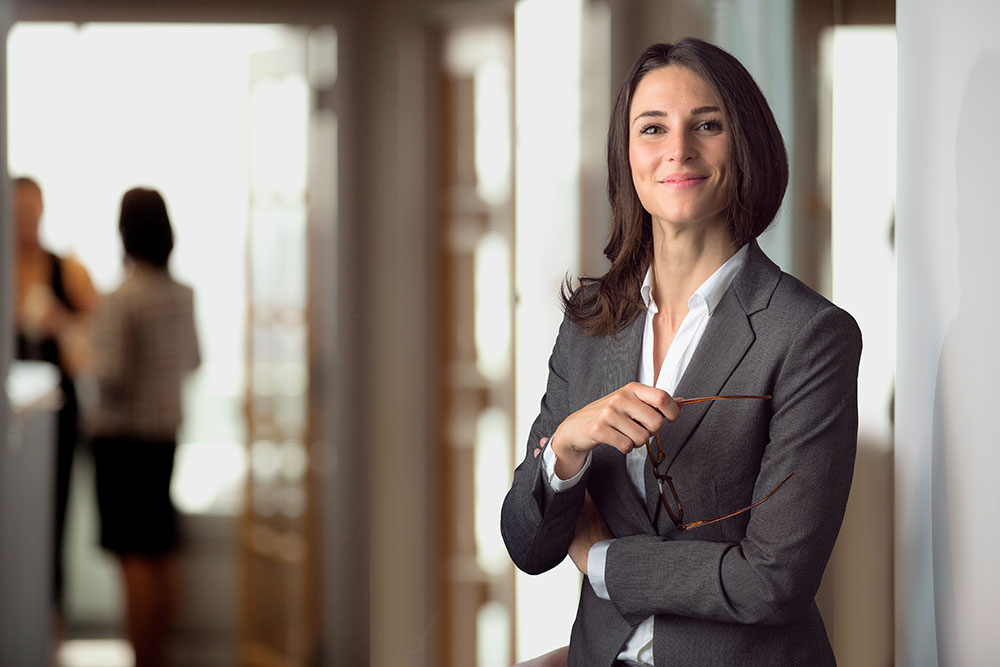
513,0,584,660
824,27,896,666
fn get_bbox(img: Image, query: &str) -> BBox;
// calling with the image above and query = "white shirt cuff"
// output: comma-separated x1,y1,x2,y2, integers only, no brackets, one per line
587,539,614,600
541,439,591,491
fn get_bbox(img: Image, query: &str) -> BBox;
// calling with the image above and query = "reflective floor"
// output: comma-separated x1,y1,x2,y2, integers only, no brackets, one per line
58,639,133,667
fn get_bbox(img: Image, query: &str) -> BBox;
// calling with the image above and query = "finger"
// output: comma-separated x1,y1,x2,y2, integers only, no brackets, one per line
597,422,649,455
601,390,665,435
582,420,629,454
623,402,667,435
532,435,551,458
618,418,656,448
629,383,681,421
602,390,664,433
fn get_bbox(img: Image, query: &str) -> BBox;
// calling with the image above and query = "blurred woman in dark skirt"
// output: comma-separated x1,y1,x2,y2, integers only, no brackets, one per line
91,187,200,667
13,176,98,620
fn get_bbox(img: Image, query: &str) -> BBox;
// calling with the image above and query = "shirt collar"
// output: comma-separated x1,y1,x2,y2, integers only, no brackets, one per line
640,243,748,315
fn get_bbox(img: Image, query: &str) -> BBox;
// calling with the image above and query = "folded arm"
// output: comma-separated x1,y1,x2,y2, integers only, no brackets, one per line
502,315,680,575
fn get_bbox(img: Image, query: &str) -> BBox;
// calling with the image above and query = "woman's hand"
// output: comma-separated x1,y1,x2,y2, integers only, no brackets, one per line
550,382,680,479
569,491,613,575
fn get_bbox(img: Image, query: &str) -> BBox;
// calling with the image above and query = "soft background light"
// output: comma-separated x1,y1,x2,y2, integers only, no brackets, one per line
7,22,296,516
6,22,304,631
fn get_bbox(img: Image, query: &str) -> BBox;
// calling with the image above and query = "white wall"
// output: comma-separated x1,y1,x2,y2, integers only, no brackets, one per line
896,1,1000,664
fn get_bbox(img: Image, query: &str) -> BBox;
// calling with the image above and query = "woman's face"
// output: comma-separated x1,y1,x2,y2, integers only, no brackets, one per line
628,65,731,235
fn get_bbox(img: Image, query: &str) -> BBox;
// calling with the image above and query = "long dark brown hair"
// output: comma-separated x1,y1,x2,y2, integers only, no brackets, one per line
562,37,788,335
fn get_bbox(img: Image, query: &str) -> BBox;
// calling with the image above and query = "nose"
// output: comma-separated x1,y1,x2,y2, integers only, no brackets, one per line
666,130,696,163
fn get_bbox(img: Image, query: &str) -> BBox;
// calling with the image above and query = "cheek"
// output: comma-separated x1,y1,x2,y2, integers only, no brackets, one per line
707,145,730,189
630,138,662,169
715,146,731,181
629,155,654,201
628,148,645,194
629,145,660,199
718,164,733,199
628,145,642,177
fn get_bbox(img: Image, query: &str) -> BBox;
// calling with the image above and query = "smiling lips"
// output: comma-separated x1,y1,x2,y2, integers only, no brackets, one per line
661,173,708,188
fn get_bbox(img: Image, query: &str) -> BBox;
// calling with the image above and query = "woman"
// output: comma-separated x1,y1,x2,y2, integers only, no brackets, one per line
501,38,861,666
91,187,200,667
13,176,98,616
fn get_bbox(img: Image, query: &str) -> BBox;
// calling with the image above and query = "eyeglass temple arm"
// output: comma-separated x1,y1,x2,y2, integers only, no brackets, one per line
678,472,795,531
675,394,771,406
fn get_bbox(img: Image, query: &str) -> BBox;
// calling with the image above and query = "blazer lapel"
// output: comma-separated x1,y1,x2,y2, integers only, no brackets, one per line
655,291,755,470
644,301,756,528
592,313,656,531
650,241,780,483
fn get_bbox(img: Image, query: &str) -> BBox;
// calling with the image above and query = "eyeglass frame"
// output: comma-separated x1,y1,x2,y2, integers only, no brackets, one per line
646,395,795,531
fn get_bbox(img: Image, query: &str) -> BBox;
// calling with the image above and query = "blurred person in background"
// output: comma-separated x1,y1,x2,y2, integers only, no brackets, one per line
13,175,98,627
90,187,200,667
502,38,861,666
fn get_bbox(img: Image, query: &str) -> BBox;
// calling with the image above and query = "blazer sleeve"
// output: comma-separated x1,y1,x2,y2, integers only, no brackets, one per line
603,305,862,626
501,315,589,575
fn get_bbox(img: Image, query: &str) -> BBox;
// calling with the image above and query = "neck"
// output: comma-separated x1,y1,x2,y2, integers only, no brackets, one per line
649,220,737,320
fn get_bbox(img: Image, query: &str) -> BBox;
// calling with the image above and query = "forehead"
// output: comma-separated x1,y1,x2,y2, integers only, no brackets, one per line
629,65,720,117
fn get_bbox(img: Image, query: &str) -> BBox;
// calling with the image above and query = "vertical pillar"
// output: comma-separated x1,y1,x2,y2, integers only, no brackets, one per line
513,0,584,659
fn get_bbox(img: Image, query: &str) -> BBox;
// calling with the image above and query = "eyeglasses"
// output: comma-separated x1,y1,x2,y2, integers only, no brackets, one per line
647,395,794,531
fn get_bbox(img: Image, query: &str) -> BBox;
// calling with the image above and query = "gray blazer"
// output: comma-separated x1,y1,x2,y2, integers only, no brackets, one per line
501,242,862,666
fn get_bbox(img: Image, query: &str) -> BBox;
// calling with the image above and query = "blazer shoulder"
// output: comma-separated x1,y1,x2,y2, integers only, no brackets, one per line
736,243,854,326
772,271,855,320
557,279,609,339
762,272,862,355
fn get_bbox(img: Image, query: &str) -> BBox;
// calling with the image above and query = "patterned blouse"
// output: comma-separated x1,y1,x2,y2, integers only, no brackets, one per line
91,264,200,440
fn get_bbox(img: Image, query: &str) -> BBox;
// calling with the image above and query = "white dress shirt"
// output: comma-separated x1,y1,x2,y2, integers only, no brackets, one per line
542,244,747,665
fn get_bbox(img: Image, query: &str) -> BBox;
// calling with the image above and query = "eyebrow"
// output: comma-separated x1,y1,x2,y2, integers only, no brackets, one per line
631,106,721,126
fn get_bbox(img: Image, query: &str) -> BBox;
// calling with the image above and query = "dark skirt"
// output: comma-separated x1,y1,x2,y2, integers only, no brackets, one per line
92,435,179,556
